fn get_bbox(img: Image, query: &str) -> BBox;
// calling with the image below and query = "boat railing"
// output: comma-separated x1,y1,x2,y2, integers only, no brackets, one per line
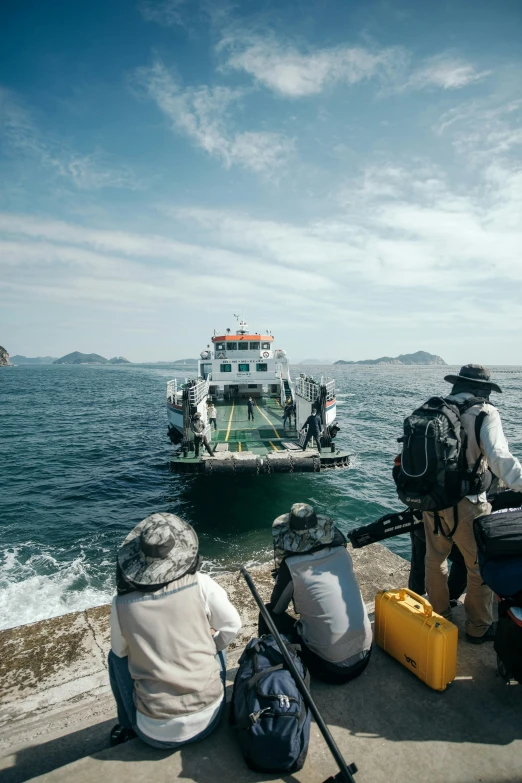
295,376,335,402
184,377,210,406
166,379,178,403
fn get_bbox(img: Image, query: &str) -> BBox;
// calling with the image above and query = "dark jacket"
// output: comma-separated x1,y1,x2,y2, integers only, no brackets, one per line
191,418,205,438
247,400,254,412
303,413,321,435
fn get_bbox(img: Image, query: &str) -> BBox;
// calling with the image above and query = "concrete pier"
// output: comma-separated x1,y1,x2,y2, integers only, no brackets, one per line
1,544,520,783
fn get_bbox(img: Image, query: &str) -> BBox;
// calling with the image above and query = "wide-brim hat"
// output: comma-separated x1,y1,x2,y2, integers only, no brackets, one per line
117,513,199,587
444,363,502,394
272,503,335,565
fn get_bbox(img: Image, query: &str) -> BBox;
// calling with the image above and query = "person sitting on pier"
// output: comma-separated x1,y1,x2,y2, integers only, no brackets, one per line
247,396,255,421
259,503,372,684
191,412,214,457
301,408,322,453
108,513,242,748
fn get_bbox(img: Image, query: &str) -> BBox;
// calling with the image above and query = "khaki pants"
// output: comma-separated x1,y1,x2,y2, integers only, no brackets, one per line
423,497,493,638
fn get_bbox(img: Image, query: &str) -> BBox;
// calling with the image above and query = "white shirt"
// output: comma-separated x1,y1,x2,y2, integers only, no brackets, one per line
208,406,217,418
449,392,522,501
110,572,241,742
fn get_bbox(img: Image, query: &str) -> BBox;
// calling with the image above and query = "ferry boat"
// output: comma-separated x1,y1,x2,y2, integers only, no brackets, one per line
166,320,349,474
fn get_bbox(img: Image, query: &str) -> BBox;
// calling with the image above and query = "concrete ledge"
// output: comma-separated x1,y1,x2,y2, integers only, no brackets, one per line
5,546,520,782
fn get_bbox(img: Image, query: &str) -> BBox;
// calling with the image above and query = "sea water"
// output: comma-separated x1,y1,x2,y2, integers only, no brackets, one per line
1,363,521,630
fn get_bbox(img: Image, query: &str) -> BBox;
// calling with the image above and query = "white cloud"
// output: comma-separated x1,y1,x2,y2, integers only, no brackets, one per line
0,87,139,190
406,54,490,91
219,36,486,98
134,61,294,172
219,35,404,97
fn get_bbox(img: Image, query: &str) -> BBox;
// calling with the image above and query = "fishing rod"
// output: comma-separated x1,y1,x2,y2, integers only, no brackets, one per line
240,567,358,783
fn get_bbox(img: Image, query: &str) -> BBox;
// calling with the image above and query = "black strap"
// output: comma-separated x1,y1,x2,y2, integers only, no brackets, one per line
447,505,459,537
433,510,442,536
247,663,285,688
468,410,488,487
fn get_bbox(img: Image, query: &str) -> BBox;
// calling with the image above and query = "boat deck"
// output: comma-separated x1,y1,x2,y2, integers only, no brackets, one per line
169,397,350,474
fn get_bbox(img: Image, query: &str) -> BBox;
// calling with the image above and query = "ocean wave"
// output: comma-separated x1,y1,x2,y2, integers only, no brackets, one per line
0,547,114,630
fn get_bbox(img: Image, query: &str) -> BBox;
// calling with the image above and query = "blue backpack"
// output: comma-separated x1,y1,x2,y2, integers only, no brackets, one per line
478,550,522,598
230,635,311,773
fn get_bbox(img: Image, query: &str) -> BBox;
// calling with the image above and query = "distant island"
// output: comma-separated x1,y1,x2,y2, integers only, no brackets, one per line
298,358,335,366
0,346,11,366
11,355,58,365
335,351,447,366
53,352,131,365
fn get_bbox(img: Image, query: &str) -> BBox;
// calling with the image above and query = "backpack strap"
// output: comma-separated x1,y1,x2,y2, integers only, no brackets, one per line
468,410,488,485
247,662,285,688
433,510,442,536
446,505,459,537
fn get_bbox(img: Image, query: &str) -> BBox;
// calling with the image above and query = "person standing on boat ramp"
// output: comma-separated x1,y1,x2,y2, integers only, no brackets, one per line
191,412,214,457
283,399,293,428
301,408,322,453
207,402,217,431
247,396,255,421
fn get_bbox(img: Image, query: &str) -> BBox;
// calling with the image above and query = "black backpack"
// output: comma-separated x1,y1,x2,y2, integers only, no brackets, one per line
230,635,311,773
395,396,489,512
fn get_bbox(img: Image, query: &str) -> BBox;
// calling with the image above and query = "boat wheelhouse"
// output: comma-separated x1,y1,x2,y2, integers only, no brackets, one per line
166,320,348,473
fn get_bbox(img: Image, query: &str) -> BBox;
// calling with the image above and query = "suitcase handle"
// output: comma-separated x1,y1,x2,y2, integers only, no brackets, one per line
398,588,433,617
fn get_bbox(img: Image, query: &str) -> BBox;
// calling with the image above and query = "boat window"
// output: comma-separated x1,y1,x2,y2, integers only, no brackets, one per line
215,343,225,351
238,342,248,350
238,363,250,372
227,342,237,350
220,364,232,372
248,384,257,388
261,342,271,350
256,363,267,372
249,342,260,350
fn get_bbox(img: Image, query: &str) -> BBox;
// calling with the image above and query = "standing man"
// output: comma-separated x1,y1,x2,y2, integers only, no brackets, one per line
191,412,214,457
301,407,322,453
423,365,522,644
207,402,217,431
247,397,255,422
282,399,293,428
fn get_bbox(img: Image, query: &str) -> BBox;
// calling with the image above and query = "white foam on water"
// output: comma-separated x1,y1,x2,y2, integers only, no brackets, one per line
0,547,114,630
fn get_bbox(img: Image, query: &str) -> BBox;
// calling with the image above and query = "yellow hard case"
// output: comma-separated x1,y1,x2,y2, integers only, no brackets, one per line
374,588,458,691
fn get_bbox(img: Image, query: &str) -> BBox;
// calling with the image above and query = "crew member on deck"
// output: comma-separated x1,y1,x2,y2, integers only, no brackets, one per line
207,403,217,431
191,412,214,457
247,397,255,422
301,408,322,453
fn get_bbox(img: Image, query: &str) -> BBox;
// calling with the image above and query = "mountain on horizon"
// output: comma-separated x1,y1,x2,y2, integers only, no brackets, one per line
53,352,109,365
335,350,447,366
297,358,336,365
11,355,58,364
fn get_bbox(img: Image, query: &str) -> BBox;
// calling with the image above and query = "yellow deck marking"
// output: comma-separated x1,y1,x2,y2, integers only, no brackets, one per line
238,442,242,452
269,441,278,451
225,402,235,442
255,402,280,438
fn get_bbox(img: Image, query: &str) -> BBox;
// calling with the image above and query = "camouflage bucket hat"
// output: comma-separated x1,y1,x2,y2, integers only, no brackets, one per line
117,513,199,587
272,503,335,566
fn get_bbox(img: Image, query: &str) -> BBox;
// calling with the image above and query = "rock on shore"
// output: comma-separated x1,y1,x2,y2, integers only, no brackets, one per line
0,346,11,366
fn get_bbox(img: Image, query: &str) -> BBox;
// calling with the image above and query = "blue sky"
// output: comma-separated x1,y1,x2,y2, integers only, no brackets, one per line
1,0,521,363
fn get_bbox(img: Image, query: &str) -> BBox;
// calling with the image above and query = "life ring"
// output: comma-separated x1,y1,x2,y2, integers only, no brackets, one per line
262,351,270,358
